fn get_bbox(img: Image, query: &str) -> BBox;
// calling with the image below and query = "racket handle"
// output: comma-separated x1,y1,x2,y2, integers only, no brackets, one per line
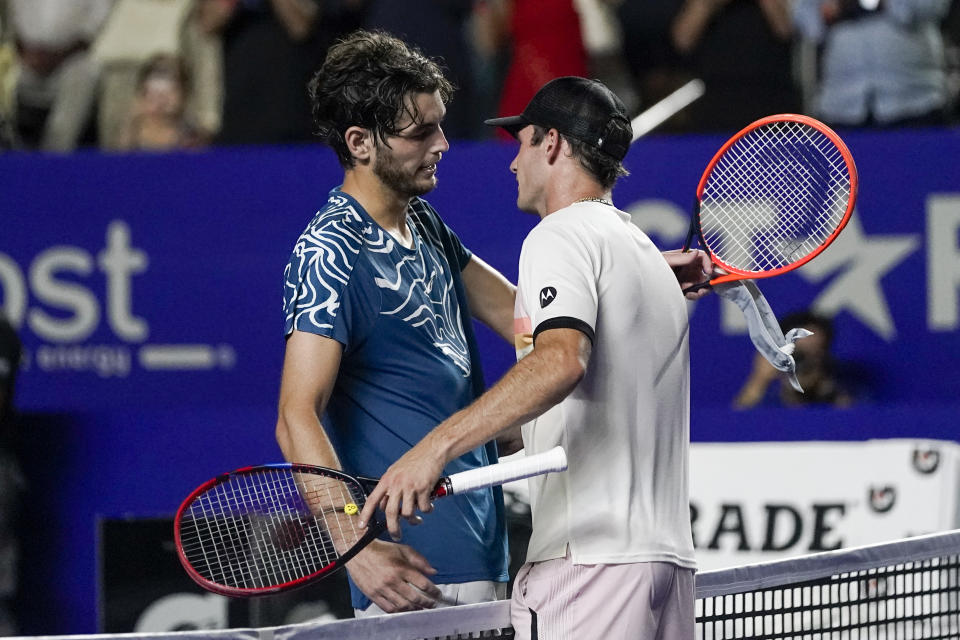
682,280,713,295
438,446,568,496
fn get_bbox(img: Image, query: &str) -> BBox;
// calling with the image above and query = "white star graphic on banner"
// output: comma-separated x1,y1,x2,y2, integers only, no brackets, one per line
798,214,919,340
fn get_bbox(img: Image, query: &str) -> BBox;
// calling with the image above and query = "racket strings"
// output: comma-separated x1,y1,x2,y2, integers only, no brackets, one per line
178,469,366,590
737,122,847,229
705,125,848,270
258,472,326,583
232,472,302,589
180,471,302,589
707,128,840,267
711,149,826,267
303,474,366,556
198,478,251,587
700,120,852,273
195,472,347,588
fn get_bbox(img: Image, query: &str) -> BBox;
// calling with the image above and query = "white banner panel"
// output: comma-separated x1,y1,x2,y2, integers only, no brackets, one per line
690,439,960,570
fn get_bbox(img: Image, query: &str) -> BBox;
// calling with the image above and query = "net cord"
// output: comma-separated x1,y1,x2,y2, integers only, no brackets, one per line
695,528,960,599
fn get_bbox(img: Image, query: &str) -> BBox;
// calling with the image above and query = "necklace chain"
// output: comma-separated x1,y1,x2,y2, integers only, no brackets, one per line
573,197,613,206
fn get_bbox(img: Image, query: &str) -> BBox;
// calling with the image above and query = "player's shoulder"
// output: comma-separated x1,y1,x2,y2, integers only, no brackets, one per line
298,192,368,248
286,193,374,284
408,196,459,248
407,196,445,229
525,207,588,246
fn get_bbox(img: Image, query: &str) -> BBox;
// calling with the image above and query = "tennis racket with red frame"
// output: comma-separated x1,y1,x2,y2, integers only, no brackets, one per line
682,114,858,293
175,447,567,597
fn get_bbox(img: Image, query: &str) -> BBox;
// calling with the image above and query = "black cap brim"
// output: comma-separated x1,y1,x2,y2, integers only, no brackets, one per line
483,114,528,138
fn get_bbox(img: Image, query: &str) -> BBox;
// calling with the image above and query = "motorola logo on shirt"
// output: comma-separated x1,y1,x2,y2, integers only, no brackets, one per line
539,287,557,308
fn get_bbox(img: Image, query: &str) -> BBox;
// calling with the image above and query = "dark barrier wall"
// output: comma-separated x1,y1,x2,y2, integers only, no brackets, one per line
1,129,959,633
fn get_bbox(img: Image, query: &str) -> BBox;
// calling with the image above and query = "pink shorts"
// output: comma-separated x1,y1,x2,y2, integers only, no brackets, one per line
510,554,695,640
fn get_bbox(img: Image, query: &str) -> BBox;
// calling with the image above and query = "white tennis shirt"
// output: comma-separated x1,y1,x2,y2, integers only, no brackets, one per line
513,201,696,569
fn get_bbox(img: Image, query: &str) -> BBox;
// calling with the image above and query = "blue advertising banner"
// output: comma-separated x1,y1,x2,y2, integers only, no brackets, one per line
1,129,959,633
3,131,960,413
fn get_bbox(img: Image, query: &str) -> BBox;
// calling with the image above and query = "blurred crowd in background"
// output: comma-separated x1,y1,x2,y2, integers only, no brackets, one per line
0,0,958,153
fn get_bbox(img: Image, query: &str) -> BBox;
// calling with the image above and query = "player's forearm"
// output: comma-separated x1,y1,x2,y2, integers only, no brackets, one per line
275,407,342,469
424,337,587,464
276,331,345,468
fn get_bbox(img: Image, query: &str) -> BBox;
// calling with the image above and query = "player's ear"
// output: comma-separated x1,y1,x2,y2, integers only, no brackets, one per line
545,128,563,163
345,126,373,163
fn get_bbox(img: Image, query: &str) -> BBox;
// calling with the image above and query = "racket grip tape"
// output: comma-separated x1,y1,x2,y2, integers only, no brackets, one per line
439,446,567,495
681,281,713,295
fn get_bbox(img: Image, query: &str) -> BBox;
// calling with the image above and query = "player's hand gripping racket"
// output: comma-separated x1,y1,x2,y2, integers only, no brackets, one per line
175,447,567,597
682,114,858,294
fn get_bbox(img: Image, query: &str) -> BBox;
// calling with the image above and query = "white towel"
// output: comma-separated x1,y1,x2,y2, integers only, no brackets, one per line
714,280,812,393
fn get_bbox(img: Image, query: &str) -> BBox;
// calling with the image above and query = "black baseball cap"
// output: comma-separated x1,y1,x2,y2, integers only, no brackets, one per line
484,76,632,161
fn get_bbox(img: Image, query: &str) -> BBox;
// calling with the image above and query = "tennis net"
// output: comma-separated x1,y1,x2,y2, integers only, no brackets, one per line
695,529,960,639
29,529,960,640
280,529,960,639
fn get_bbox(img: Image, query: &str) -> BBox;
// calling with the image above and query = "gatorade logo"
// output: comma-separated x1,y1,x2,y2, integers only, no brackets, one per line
869,486,896,513
912,448,939,474
539,287,557,308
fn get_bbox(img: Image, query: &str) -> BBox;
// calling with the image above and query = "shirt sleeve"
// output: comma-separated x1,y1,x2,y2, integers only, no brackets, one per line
282,227,377,348
442,220,473,271
518,220,598,344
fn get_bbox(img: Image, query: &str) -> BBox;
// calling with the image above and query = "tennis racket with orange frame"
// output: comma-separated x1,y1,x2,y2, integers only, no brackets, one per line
681,113,858,293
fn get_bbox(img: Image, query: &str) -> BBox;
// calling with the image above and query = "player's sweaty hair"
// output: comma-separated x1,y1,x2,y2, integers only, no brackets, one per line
309,30,454,168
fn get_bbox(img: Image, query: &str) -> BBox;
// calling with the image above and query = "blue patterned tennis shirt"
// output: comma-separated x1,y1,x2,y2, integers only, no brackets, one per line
282,189,508,609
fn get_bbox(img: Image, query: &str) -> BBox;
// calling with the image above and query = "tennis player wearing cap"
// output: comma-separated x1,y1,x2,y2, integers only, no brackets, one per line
362,76,701,639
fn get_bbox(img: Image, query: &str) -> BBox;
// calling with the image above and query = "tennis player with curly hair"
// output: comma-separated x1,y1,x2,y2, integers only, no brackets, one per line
276,30,519,617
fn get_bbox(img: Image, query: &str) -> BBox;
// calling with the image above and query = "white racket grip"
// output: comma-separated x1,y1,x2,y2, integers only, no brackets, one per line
444,447,567,495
